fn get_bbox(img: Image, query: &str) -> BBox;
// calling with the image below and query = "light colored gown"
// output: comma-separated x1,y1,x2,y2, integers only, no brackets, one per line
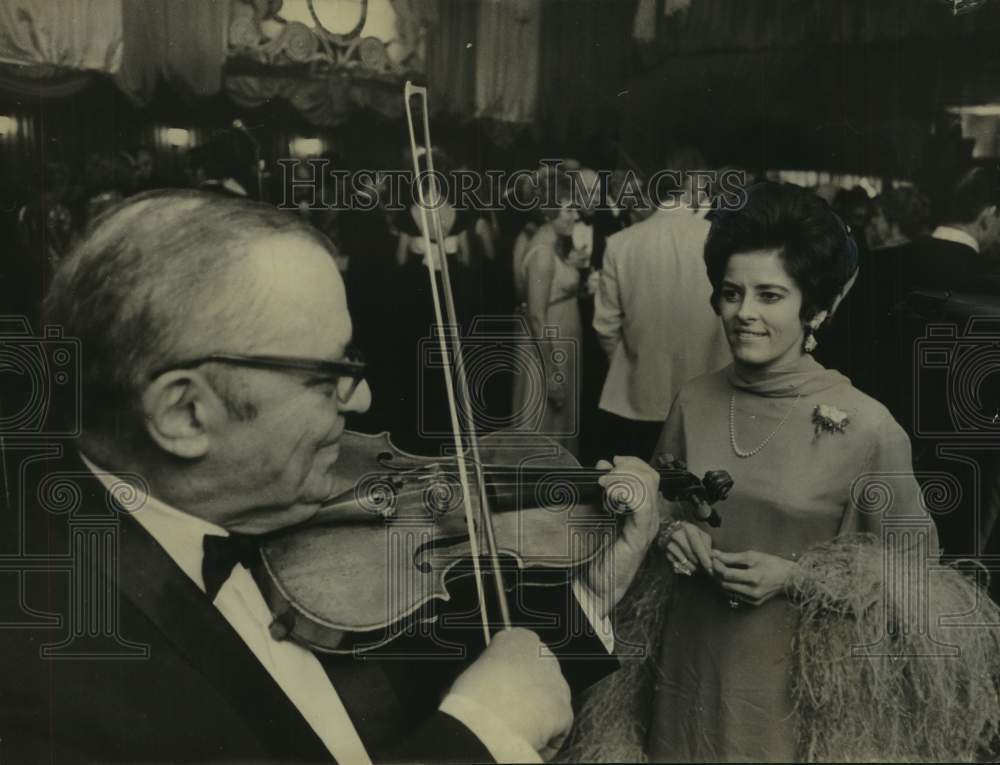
511,226,581,456
647,354,939,762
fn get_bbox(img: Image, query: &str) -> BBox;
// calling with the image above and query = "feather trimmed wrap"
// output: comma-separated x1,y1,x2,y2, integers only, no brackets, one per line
557,553,670,762
559,536,1000,763
788,533,1000,763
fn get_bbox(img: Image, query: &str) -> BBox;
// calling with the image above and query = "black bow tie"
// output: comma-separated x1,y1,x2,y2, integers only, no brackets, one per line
201,533,260,601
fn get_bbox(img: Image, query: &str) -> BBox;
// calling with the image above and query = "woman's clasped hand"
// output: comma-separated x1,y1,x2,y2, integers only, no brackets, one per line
710,549,796,607
660,522,795,607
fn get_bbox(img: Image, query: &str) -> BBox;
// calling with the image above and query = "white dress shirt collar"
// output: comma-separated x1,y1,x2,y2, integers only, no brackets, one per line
80,452,228,594
77,452,543,763
932,225,980,253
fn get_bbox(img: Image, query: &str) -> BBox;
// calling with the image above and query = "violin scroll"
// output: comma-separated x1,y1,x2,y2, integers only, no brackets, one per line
654,453,731,528
702,470,734,505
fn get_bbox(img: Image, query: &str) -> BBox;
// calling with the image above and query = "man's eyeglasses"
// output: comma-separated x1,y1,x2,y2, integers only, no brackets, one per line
151,349,367,405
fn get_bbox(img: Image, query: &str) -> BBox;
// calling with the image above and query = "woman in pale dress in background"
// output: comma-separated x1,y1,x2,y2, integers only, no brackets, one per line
511,170,584,456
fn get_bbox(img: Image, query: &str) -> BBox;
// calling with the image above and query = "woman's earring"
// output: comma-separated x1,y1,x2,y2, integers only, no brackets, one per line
804,326,818,353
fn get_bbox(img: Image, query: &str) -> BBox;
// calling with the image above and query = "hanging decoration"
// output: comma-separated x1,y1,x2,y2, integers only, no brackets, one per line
226,0,420,78
224,0,429,125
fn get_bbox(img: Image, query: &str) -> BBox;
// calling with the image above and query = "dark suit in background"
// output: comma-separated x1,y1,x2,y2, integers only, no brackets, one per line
820,233,1000,566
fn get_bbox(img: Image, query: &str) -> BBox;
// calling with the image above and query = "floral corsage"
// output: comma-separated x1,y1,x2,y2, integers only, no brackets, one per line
812,404,850,437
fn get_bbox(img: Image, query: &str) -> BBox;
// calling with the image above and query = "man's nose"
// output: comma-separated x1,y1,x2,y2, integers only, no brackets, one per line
339,378,372,414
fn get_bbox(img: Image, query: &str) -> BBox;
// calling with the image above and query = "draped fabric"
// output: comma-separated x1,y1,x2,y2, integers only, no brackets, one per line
0,0,226,105
537,0,639,146
0,0,121,72
646,0,1000,53
632,0,657,43
115,0,228,105
424,0,477,117
633,0,693,43
474,0,540,123
225,73,406,126
0,63,94,98
617,48,812,173
224,0,433,127
0,0,432,127
389,0,436,70
615,0,1000,175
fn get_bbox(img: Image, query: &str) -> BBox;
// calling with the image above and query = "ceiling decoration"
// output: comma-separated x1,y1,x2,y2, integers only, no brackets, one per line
224,0,429,126
227,0,416,78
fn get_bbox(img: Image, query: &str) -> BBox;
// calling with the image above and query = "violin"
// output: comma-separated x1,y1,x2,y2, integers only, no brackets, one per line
255,430,732,654
252,82,734,656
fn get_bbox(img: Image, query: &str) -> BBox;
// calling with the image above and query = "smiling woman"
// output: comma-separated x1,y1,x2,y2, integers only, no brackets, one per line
632,182,940,761
717,249,810,370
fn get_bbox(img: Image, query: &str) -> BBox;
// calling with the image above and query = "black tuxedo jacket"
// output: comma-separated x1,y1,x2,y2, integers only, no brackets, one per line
0,447,615,763
819,236,1000,396
881,236,1000,296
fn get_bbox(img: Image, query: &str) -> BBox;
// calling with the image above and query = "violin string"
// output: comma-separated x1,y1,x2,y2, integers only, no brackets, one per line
380,466,696,498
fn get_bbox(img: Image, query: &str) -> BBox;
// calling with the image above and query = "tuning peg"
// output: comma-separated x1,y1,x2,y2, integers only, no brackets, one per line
654,453,687,471
703,470,733,503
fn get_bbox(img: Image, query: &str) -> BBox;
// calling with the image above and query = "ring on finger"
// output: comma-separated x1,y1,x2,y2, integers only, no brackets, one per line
670,558,694,576
658,520,684,550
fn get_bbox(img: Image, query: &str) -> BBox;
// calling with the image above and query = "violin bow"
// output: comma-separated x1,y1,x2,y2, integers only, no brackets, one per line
403,82,512,644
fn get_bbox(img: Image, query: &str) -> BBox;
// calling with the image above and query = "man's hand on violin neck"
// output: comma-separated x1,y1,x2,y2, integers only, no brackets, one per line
447,628,572,761
586,456,663,614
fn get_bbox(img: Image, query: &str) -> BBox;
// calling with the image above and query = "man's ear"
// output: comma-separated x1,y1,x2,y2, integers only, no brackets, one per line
827,268,860,318
140,371,215,459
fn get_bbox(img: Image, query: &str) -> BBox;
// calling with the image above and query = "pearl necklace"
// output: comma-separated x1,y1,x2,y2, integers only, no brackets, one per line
729,392,802,458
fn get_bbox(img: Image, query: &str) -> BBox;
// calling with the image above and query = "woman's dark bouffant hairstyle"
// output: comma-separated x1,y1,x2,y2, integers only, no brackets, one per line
704,182,858,321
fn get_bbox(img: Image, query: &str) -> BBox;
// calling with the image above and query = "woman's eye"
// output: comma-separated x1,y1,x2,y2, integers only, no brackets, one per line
759,292,783,303
721,288,740,302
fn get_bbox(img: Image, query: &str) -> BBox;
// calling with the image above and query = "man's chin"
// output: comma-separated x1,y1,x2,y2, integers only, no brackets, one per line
231,501,321,536
285,502,324,530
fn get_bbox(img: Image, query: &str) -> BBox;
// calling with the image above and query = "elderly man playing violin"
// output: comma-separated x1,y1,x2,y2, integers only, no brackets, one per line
0,190,665,764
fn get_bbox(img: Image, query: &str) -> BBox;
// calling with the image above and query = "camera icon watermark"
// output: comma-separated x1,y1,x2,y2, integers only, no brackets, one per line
907,308,1000,558
0,317,81,438
913,319,1000,440
417,316,579,438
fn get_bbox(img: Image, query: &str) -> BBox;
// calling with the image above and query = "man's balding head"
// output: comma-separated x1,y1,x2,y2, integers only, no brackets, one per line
45,190,339,440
